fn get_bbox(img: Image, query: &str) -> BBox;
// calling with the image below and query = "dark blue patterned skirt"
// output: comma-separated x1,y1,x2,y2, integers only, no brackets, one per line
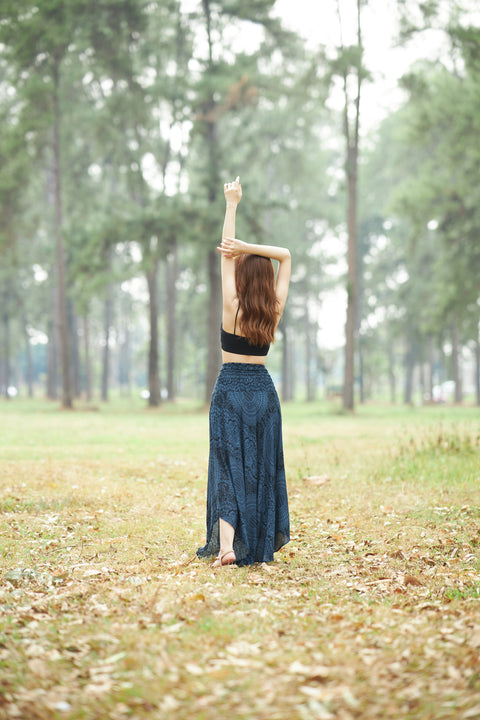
197,362,290,566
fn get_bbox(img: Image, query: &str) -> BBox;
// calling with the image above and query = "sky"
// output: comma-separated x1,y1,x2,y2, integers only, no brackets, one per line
272,0,450,348
275,0,409,125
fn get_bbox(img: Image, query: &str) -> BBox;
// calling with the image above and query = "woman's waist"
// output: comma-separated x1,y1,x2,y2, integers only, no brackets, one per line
221,351,266,366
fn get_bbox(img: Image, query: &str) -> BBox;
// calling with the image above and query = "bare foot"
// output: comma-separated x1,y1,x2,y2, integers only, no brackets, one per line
212,550,236,568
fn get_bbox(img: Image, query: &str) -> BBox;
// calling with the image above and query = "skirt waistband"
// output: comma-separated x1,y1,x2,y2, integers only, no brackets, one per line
221,362,268,371
215,362,273,392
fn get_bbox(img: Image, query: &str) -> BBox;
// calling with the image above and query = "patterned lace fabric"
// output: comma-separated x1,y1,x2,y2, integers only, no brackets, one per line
197,363,290,566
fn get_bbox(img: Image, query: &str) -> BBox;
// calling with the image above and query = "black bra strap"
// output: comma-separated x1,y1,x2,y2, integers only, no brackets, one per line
233,305,240,336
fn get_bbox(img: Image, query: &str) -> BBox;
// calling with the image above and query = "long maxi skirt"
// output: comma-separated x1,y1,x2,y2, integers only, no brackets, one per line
197,362,290,566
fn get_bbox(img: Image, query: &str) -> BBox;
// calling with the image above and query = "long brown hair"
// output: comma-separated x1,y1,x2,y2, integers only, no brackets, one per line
235,254,279,346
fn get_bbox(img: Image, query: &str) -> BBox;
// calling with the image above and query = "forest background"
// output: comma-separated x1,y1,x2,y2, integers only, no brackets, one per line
0,0,479,411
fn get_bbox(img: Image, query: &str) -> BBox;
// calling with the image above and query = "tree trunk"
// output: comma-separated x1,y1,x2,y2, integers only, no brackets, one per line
82,315,93,402
388,342,396,404
123,325,132,397
52,66,72,408
428,336,435,401
358,338,365,403
343,155,358,410
146,261,161,406
281,313,293,402
69,300,81,398
419,361,426,403
101,285,113,402
118,310,131,397
281,327,290,402
203,0,222,403
47,271,59,400
166,244,178,401
341,0,363,412
474,334,480,407
404,338,414,404
451,319,462,403
305,308,316,402
1,307,10,399
23,316,34,398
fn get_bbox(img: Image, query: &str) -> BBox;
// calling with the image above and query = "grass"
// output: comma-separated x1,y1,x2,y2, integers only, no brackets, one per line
0,398,479,720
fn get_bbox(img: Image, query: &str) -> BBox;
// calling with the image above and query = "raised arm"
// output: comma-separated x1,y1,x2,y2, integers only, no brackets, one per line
219,178,242,312
218,236,291,318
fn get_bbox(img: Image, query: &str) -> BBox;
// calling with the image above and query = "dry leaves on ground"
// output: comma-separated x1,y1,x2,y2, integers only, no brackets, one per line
0,407,479,720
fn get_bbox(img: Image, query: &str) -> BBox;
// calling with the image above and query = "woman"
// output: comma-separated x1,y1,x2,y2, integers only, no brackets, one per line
197,176,291,568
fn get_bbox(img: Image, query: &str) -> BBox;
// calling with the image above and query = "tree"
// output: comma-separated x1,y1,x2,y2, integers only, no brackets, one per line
80,0,193,406
330,0,369,411
186,0,300,401
393,46,480,402
0,0,145,408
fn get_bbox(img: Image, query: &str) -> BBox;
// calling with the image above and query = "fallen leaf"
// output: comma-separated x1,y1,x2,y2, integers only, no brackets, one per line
403,575,424,586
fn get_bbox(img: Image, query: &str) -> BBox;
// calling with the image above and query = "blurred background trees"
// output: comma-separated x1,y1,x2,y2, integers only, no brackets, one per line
0,0,478,408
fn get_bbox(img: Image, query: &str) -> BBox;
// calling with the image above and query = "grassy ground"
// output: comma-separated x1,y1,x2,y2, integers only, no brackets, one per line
0,398,479,720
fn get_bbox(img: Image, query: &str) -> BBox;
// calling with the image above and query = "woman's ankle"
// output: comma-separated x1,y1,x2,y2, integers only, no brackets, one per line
219,547,234,556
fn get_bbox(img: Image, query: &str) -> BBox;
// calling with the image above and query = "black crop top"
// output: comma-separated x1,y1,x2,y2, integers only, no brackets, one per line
221,308,270,356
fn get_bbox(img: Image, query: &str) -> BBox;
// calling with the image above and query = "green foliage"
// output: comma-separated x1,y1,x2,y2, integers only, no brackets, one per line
396,48,480,325
0,0,479,406
356,15,480,401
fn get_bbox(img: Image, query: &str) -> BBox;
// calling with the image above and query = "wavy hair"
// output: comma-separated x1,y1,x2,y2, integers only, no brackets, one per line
235,254,279,346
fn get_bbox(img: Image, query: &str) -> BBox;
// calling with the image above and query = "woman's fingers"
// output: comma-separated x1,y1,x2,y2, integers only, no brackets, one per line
217,236,236,257
224,178,240,189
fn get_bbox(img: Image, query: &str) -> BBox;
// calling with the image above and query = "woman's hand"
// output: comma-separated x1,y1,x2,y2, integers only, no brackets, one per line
224,176,242,206
216,236,247,258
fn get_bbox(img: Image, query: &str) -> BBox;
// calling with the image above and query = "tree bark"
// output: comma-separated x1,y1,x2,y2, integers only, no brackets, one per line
305,307,316,402
23,316,34,398
474,334,480,407
388,342,396,404
118,306,131,397
46,269,59,401
358,338,365,403
166,244,178,401
428,336,435,401
419,361,426,403
404,337,414,404
146,260,161,406
281,312,293,402
52,65,72,408
281,327,290,402
202,0,222,403
101,284,113,402
69,300,81,398
1,304,10,399
83,315,93,402
341,0,363,412
451,319,463,403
